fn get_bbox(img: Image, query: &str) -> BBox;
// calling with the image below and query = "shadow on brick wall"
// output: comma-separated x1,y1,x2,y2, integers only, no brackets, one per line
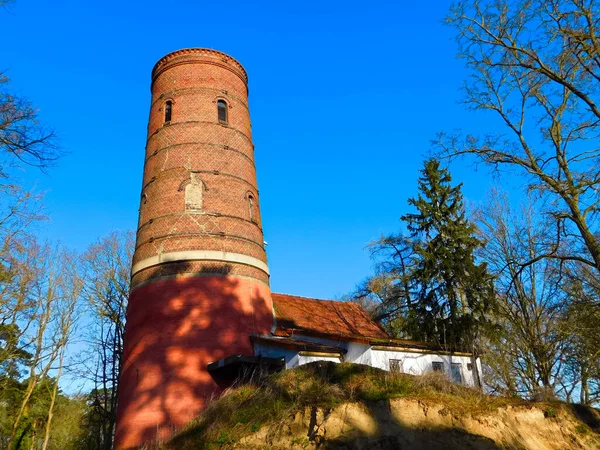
114,262,273,448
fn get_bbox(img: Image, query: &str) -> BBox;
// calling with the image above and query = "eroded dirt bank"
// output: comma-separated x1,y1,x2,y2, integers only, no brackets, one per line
237,398,599,449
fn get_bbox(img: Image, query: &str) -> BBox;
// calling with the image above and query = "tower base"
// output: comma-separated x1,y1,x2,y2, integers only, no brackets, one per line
114,274,273,449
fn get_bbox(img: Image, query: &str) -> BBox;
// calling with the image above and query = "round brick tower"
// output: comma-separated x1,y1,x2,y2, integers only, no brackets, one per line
115,48,273,449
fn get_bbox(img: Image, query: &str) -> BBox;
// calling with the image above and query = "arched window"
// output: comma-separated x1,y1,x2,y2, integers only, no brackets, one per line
217,99,228,123
248,194,255,222
164,100,172,123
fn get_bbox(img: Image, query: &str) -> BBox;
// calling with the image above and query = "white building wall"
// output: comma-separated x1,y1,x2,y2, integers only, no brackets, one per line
298,355,342,366
254,340,481,387
345,342,371,365
367,349,478,387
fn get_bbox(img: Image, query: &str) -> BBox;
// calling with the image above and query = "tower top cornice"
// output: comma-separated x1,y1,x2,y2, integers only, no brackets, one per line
152,48,248,86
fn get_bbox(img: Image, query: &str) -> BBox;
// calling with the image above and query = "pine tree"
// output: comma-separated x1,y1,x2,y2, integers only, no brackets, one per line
401,159,493,355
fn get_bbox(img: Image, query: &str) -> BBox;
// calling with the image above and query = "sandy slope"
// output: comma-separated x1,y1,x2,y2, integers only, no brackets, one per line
237,399,600,449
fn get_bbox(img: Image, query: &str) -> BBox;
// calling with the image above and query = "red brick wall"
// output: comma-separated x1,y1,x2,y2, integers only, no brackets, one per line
133,49,265,269
115,49,273,449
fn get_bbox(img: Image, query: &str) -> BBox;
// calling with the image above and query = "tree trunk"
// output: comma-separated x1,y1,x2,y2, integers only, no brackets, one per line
580,365,589,405
41,348,65,450
471,351,482,389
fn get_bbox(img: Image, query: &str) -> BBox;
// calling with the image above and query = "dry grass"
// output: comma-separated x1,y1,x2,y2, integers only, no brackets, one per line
156,362,539,450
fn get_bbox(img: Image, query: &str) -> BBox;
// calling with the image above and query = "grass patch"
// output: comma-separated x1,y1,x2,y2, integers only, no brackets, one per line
544,406,557,418
161,362,529,449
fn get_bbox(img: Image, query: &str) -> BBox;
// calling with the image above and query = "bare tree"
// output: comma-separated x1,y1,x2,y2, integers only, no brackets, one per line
475,189,569,398
441,0,600,273
0,3,73,447
40,257,81,450
0,30,60,388
560,263,600,405
0,0,59,263
7,240,82,448
0,72,58,177
0,40,60,276
352,234,417,329
77,231,133,450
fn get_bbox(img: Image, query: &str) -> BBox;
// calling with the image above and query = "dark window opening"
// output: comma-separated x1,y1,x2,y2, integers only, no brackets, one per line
432,362,445,373
451,363,463,384
248,195,255,222
467,363,473,371
217,99,228,123
389,359,403,373
165,101,172,123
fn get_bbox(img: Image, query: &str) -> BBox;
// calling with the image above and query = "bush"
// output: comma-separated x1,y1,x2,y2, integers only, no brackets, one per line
544,406,557,418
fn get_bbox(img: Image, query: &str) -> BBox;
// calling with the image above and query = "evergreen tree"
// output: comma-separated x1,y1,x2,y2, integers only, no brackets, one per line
401,159,493,354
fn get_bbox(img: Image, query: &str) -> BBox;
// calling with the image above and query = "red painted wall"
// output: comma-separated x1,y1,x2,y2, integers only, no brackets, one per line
115,275,273,448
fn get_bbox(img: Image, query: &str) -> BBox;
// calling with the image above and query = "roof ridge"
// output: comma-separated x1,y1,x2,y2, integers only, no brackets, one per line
272,292,352,305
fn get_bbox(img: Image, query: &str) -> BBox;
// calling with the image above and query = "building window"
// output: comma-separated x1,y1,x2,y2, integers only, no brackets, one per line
164,101,172,123
248,194,255,222
389,359,403,373
217,99,228,123
467,363,473,371
432,362,445,373
451,363,463,384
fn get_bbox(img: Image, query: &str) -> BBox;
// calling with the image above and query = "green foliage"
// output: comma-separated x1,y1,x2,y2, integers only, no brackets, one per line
0,323,32,380
74,388,119,450
400,159,494,350
355,159,494,353
47,395,87,450
290,436,309,447
0,376,86,450
544,406,557,418
215,432,236,445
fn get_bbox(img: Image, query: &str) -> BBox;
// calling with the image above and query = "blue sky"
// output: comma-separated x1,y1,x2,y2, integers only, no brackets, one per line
3,0,510,300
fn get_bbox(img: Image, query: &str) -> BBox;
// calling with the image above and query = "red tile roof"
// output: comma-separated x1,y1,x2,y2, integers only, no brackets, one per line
271,293,389,341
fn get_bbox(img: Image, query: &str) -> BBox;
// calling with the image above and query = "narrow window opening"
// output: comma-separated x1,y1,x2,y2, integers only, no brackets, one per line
217,99,228,123
432,362,445,373
451,363,463,384
248,194,255,222
164,101,172,123
389,359,403,373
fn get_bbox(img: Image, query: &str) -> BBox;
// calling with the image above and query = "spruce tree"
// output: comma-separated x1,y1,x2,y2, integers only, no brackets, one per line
401,159,493,355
